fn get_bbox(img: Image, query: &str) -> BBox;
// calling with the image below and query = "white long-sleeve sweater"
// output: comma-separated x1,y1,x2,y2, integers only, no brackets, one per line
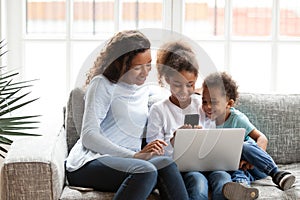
66,75,149,172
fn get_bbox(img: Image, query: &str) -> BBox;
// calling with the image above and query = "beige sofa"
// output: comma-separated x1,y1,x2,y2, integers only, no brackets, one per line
1,88,299,199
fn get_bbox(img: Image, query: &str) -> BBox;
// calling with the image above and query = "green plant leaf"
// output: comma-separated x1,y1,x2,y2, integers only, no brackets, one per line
0,84,34,93
0,97,40,116
0,136,11,158
0,39,40,158
0,86,21,107
0,71,18,79
0,126,39,130
0,145,8,153
0,121,40,125
0,50,8,58
0,135,13,145
0,115,41,122
0,75,37,88
0,130,40,136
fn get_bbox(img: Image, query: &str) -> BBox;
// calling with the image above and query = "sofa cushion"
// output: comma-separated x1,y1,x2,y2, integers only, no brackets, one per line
66,88,85,152
60,186,160,200
236,93,300,164
251,163,300,199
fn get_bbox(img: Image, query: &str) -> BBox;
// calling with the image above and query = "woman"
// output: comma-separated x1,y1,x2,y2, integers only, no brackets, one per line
65,30,189,200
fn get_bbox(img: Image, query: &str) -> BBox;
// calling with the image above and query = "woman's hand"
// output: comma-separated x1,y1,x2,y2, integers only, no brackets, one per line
134,140,168,160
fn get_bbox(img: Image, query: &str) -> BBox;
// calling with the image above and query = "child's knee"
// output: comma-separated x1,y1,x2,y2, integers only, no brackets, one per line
210,171,231,181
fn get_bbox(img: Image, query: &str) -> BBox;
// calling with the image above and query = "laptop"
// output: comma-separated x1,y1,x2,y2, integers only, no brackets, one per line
173,128,245,172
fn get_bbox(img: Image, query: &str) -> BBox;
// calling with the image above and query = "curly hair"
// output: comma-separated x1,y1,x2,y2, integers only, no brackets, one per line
156,41,199,87
202,72,239,101
85,30,151,85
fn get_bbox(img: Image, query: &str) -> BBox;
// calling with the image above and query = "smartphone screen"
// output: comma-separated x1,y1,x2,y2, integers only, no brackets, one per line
184,114,200,126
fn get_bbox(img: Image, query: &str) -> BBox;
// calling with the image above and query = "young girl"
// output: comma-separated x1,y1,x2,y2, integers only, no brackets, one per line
201,72,296,200
146,41,231,200
66,30,189,200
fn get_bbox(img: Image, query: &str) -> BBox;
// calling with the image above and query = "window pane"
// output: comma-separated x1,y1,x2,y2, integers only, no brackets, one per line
26,0,66,34
183,0,225,38
198,42,225,71
232,0,272,37
280,1,300,37
73,0,114,37
120,0,163,30
231,43,271,93
277,44,300,93
194,42,225,87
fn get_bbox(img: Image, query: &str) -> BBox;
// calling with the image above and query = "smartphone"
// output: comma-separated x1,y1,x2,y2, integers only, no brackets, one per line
184,114,200,126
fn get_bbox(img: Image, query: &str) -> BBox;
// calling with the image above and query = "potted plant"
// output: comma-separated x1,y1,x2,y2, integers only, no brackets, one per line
0,39,40,158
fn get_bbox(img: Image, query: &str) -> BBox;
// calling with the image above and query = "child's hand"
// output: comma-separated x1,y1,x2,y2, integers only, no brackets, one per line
171,125,203,147
193,125,203,129
179,124,203,129
180,124,193,129
239,160,254,171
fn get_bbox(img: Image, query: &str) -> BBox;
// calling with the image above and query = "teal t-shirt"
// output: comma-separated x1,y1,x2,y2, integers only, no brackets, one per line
216,107,255,141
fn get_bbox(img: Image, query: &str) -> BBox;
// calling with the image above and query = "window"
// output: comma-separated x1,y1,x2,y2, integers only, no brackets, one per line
183,0,300,93
4,0,300,134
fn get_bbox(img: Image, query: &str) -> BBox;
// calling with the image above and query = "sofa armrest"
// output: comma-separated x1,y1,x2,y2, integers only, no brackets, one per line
1,128,68,200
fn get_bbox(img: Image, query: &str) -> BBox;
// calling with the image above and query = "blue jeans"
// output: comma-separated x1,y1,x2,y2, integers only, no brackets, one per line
66,156,189,200
231,139,278,185
182,171,231,200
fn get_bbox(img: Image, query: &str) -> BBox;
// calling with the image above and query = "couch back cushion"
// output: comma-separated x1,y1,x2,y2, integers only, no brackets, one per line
235,93,300,164
66,89,300,164
66,88,85,152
